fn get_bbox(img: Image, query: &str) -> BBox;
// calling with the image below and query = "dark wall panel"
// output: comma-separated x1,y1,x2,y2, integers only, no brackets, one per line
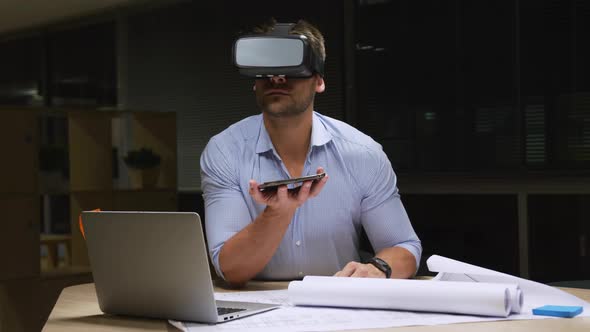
403,194,520,276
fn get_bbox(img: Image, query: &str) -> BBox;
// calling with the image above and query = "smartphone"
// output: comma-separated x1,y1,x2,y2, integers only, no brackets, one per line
258,172,326,192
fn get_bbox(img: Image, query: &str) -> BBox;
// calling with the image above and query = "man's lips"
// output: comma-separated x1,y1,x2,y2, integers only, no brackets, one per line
264,89,290,96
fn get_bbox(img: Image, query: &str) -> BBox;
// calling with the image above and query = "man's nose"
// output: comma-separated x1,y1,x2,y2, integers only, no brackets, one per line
269,76,287,84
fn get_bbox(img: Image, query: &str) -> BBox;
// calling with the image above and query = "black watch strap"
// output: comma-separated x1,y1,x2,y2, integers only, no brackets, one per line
368,257,392,278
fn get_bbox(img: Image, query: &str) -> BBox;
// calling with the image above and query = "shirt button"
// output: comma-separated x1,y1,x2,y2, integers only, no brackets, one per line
295,240,301,246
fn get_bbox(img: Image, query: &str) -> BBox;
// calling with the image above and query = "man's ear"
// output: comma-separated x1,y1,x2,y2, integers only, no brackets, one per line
253,84,257,91
315,76,326,93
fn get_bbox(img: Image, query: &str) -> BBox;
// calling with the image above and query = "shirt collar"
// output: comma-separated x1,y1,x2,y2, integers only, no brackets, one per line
255,112,332,155
310,111,332,148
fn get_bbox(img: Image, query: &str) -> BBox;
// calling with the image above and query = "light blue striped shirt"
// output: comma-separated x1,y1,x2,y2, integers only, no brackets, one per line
200,112,422,280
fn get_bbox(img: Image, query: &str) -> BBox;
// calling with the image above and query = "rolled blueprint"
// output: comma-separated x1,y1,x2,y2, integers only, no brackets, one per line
289,276,512,317
426,255,590,317
434,272,523,313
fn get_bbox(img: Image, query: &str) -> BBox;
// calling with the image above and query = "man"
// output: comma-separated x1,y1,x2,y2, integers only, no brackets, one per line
200,19,421,286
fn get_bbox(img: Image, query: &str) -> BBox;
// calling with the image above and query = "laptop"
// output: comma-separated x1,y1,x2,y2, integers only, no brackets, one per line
82,211,278,323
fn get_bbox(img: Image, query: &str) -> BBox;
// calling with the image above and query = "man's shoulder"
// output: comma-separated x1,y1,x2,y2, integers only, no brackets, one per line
317,113,382,153
210,113,261,146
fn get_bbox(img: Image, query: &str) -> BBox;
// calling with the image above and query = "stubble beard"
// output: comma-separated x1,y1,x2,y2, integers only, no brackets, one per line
257,88,316,118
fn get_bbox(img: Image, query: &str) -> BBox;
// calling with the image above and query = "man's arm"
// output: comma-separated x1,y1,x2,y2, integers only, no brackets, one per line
219,173,328,286
335,146,422,279
376,246,417,278
219,182,305,286
219,174,328,285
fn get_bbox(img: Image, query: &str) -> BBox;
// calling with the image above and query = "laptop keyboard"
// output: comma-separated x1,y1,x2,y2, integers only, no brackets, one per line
217,307,247,316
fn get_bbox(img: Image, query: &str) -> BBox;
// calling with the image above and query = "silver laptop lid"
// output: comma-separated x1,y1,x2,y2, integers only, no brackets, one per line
82,211,219,323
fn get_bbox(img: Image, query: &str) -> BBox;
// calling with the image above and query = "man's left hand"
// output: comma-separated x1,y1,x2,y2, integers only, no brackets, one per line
334,261,386,278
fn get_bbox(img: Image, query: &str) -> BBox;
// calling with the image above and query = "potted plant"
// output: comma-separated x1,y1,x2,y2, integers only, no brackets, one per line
123,148,161,189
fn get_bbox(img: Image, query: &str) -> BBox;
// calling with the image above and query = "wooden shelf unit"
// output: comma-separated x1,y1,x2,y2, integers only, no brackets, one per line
0,107,177,331
66,109,178,266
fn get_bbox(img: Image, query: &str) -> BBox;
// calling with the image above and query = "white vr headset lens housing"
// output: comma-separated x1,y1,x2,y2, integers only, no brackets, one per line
233,23,324,78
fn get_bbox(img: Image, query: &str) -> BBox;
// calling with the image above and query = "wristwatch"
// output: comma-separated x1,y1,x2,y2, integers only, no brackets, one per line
368,257,392,278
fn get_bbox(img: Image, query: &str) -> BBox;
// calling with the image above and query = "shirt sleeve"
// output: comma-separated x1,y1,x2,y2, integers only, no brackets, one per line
200,137,252,280
359,148,422,270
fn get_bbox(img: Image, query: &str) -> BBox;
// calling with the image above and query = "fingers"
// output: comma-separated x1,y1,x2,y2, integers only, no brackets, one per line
294,180,313,205
308,167,328,198
309,174,328,198
334,262,385,278
334,262,359,277
276,185,289,201
350,265,378,278
250,180,279,204
248,180,263,202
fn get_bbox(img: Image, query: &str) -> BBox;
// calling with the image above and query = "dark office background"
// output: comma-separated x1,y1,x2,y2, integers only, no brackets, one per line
1,0,589,283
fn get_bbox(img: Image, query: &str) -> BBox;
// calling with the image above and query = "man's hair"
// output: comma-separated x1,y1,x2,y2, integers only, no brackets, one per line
253,18,326,62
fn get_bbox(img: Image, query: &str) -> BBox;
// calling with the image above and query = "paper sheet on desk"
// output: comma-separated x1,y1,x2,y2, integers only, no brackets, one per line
171,255,590,332
170,289,507,332
170,289,543,332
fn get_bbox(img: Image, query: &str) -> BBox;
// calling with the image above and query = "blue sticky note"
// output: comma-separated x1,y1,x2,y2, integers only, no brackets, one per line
532,305,583,318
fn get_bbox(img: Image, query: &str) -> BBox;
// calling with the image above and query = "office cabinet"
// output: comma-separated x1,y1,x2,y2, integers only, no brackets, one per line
529,195,590,283
0,110,38,194
0,196,40,280
0,278,40,332
0,110,40,281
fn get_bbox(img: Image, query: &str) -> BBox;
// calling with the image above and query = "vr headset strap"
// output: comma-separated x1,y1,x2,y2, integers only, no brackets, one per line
268,23,295,36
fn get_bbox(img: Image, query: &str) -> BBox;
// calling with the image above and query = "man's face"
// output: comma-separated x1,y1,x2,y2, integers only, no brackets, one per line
254,75,325,118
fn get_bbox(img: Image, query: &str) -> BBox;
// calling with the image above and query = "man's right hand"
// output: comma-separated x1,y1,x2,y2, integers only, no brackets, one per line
248,167,328,213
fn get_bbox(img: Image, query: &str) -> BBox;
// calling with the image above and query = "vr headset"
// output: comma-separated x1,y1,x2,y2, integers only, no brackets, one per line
233,23,324,78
